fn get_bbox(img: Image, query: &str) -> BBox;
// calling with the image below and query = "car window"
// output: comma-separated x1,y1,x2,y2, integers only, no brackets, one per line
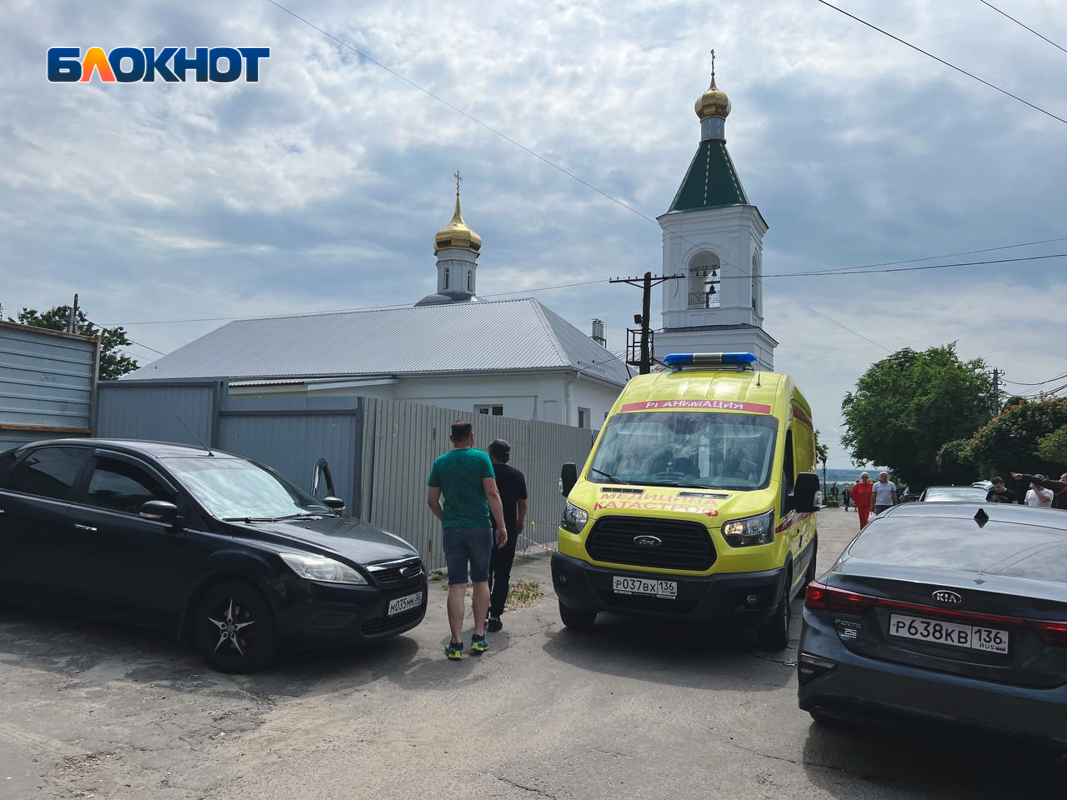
84,457,172,515
5,447,89,501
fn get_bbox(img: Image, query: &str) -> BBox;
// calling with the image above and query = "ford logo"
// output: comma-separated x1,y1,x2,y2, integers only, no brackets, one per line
633,535,662,548
932,590,962,605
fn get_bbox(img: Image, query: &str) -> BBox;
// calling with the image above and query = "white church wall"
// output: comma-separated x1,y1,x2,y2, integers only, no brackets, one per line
568,375,624,431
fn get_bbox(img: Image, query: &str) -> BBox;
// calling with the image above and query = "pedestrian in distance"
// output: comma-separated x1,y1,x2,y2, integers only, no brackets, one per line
872,471,897,516
843,483,851,511
426,421,508,660
985,476,1020,504
486,439,528,633
1023,475,1055,508
1011,472,1067,510
830,483,839,503
850,472,874,528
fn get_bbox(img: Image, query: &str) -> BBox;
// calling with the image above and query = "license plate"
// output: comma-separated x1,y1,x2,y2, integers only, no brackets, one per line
888,613,1009,654
387,591,423,616
612,576,677,599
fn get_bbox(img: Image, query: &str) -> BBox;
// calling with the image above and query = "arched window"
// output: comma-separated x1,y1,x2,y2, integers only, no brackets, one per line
751,253,761,315
467,270,472,292
444,267,450,290
688,253,720,309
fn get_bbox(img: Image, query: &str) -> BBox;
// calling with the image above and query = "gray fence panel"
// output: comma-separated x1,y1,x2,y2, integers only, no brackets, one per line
0,323,97,434
96,380,219,446
218,411,360,509
363,399,595,570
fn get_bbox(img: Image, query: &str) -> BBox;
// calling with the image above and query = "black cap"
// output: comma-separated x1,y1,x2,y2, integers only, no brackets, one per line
488,439,511,462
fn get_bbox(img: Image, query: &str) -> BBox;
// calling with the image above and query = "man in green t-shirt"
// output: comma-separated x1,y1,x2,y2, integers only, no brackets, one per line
427,420,506,660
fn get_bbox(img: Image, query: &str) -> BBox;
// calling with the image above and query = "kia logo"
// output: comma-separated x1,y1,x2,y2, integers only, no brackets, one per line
932,590,962,605
633,535,662,548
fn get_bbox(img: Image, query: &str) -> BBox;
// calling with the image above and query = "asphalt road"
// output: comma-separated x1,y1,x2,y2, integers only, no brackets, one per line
0,506,1062,799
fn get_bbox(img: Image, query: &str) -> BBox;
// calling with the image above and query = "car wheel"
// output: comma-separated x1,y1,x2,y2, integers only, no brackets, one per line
558,600,597,631
192,580,278,673
804,535,819,587
757,572,791,651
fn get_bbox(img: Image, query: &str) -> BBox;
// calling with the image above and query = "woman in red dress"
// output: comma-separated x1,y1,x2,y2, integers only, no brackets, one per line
849,472,874,528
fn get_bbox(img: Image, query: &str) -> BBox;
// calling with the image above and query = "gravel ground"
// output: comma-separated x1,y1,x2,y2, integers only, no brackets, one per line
0,507,1062,799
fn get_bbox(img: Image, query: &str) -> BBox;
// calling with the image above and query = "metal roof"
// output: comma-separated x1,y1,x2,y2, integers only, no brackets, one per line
128,299,632,386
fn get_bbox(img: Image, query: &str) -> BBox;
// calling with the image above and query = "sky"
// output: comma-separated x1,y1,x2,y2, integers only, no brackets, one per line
2,0,1066,468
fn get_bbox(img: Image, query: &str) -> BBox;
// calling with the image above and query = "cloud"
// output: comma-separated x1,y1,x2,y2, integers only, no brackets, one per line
1,0,1065,472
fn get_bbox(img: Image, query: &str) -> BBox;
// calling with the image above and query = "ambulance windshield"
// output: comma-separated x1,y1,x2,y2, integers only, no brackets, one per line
589,411,778,491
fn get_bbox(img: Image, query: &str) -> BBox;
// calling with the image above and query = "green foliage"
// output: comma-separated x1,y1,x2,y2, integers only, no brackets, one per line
965,397,1067,478
814,429,829,464
1037,426,1067,466
11,306,138,381
935,439,978,485
841,344,992,489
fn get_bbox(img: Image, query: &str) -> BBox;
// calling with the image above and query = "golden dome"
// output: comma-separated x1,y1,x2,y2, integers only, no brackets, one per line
695,75,731,120
434,176,481,255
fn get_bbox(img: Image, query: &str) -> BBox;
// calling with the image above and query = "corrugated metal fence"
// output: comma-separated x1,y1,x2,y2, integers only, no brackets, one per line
96,381,594,569
0,322,100,450
360,398,595,568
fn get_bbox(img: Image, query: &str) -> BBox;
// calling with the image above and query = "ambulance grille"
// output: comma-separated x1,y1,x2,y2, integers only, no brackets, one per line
586,516,715,571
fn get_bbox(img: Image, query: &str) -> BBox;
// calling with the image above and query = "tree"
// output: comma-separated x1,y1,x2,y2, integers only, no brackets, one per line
814,430,829,464
841,345,992,489
966,397,1067,478
11,306,138,381
935,439,978,485
1036,426,1067,467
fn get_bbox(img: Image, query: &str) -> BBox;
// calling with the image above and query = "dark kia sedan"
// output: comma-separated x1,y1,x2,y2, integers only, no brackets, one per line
798,503,1067,756
0,439,427,672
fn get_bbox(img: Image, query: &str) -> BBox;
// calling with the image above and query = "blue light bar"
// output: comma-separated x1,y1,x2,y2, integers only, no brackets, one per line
664,352,757,367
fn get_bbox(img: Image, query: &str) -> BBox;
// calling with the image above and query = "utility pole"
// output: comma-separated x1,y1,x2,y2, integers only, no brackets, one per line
610,272,683,374
991,368,1002,415
68,293,80,334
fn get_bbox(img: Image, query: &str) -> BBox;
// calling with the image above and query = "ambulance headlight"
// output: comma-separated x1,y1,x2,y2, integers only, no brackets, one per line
560,502,589,534
722,510,775,547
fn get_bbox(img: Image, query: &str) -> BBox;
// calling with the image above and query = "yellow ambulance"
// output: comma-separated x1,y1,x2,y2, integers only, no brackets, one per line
553,352,820,649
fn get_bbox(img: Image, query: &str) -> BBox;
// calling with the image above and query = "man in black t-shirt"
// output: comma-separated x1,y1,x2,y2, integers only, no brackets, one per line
985,476,1019,504
486,439,528,633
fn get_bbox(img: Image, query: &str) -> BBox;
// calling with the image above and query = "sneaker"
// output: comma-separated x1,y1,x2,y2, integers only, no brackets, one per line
470,633,489,654
487,615,503,633
444,641,463,660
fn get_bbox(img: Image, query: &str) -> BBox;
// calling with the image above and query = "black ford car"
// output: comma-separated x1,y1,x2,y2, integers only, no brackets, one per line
0,439,428,672
798,503,1067,756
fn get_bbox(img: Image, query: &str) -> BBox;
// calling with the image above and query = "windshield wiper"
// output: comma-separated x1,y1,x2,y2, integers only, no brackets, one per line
590,467,629,485
222,517,276,523
271,512,330,521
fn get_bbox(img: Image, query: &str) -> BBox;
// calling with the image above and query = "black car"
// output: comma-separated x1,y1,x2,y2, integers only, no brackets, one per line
798,503,1067,755
0,439,428,672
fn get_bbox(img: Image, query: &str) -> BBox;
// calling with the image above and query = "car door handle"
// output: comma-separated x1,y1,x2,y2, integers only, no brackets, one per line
73,523,98,532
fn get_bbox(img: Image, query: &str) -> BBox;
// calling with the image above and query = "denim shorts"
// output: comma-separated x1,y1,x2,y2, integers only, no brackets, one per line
442,526,493,585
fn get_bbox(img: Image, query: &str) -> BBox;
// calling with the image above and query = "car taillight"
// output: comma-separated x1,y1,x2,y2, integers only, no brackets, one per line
1033,621,1067,648
804,581,875,615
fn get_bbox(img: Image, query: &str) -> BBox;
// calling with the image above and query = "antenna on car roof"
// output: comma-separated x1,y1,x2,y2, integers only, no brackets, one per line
174,415,214,457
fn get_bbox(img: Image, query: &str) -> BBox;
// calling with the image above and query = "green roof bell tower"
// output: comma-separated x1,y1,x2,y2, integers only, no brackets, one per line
655,52,777,370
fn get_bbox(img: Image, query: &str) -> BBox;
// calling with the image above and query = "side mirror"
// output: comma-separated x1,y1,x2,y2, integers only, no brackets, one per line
791,472,820,514
140,500,179,523
560,463,578,497
323,496,346,512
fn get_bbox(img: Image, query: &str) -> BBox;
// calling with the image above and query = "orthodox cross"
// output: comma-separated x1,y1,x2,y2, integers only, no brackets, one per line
710,49,716,85
454,170,462,197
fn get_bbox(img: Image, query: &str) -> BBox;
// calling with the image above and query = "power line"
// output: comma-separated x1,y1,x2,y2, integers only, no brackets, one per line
813,0,1067,127
979,0,1067,56
755,251,1067,279
786,234,1067,276
1002,370,1067,387
260,0,893,354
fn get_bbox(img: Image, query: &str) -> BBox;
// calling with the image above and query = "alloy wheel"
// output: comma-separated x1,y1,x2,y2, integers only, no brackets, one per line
207,597,256,657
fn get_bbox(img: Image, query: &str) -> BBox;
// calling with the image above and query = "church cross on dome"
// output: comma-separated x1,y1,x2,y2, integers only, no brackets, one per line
710,49,716,86
454,169,462,196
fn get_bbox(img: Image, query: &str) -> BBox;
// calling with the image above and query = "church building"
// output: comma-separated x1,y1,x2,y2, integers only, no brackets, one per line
655,58,777,369
127,176,630,429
